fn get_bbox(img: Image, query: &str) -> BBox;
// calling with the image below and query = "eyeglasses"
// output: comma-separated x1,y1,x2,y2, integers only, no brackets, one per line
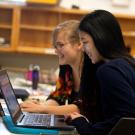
54,42,70,50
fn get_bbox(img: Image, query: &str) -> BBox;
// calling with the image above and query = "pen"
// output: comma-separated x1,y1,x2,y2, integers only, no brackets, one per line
65,99,68,105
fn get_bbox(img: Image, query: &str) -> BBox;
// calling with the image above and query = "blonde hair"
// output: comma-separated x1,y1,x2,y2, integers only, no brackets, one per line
52,20,80,47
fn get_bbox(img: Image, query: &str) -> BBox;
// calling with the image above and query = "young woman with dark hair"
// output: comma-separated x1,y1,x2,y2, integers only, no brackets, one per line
69,10,135,135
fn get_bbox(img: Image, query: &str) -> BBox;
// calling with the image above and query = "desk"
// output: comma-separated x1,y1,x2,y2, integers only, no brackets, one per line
11,76,56,103
0,72,78,135
0,117,78,135
0,117,22,135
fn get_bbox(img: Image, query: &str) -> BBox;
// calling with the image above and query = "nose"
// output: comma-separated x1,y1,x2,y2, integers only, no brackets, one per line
55,48,62,55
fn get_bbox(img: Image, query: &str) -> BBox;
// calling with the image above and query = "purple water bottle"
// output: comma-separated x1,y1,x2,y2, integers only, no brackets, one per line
32,65,40,90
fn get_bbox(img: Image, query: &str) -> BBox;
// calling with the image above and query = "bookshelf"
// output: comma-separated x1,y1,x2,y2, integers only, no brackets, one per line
0,7,13,51
0,3,135,55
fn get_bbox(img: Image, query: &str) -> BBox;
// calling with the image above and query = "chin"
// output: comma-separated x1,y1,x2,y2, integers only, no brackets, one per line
91,59,96,64
59,61,66,65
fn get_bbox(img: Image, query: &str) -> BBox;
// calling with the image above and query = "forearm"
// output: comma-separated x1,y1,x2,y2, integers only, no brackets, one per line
45,99,59,106
41,104,80,115
21,99,79,115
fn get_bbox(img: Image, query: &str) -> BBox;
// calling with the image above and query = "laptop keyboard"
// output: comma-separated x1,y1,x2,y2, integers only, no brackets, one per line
23,113,52,126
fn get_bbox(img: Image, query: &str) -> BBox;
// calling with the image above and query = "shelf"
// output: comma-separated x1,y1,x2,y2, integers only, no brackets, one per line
26,0,58,5
20,25,54,31
1,4,135,56
115,13,135,20
19,30,52,48
21,8,59,27
0,24,12,29
0,5,14,52
123,31,135,37
0,8,13,25
0,46,13,52
18,41,52,48
0,29,11,47
17,46,55,55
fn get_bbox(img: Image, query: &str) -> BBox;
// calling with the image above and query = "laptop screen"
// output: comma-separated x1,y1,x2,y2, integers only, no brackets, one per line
0,70,22,123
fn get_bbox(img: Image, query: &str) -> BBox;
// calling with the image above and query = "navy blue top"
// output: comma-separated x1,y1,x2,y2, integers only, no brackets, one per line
71,58,135,135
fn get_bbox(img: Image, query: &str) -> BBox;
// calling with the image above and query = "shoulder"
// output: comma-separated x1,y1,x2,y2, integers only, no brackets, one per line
97,58,130,73
96,58,133,80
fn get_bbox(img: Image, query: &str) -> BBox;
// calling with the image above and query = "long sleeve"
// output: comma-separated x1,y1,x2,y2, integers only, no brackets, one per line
71,116,115,135
72,59,135,135
97,62,135,118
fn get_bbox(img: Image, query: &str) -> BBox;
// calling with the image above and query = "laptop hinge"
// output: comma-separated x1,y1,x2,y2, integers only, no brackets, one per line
17,113,25,123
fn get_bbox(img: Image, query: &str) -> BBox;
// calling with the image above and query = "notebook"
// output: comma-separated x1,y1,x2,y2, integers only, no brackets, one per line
0,69,74,130
108,117,135,135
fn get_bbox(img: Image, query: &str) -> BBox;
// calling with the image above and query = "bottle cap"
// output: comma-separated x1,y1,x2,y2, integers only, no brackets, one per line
33,65,40,70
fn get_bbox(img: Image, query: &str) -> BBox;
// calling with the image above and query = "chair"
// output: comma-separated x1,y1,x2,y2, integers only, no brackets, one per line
108,117,135,135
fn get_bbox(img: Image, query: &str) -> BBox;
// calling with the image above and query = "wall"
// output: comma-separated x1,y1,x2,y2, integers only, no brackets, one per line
60,0,135,15
0,52,59,70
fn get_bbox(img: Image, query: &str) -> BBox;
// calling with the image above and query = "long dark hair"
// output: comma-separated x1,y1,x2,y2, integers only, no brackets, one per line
80,53,103,122
79,10,135,122
79,10,135,67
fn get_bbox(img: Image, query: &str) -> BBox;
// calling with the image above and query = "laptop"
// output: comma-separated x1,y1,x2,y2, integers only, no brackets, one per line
0,102,5,117
0,70,74,130
108,117,135,135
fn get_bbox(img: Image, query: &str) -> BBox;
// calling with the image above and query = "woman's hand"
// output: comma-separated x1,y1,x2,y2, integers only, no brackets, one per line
65,112,83,123
70,112,83,120
66,112,89,123
20,101,45,113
